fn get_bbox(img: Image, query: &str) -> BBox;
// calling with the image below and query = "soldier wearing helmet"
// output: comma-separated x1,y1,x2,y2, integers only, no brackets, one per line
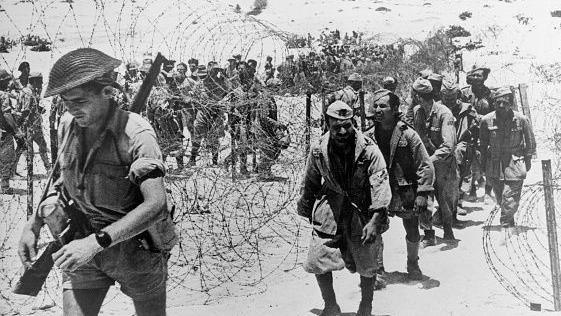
17,48,176,316
297,100,391,316
364,89,434,284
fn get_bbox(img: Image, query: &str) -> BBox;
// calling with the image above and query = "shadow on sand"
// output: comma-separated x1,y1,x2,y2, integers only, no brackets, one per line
383,271,441,290
310,308,391,316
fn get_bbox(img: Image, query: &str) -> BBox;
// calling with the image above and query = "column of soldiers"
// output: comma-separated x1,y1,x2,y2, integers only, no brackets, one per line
0,63,51,194
299,65,535,315
127,54,288,180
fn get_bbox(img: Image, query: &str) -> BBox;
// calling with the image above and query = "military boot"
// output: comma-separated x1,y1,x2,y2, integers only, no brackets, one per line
357,276,374,316
406,239,423,280
316,273,341,316
443,224,455,240
421,229,436,247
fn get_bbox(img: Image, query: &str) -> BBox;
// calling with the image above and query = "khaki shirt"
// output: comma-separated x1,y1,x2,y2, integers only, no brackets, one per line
479,110,536,180
56,103,176,250
412,101,457,162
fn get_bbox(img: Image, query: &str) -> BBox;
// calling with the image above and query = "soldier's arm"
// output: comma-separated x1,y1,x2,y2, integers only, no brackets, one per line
296,147,322,220
367,147,391,211
522,115,536,157
431,112,457,160
408,130,434,193
479,118,490,171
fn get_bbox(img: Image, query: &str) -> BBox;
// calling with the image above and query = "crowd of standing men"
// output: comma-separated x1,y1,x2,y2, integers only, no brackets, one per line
298,63,536,315
2,43,536,315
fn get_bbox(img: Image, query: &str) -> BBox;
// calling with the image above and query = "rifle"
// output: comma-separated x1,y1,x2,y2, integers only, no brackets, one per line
13,184,92,296
129,52,167,114
13,52,168,297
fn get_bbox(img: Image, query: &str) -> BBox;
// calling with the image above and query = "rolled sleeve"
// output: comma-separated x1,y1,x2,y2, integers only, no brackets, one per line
128,127,165,185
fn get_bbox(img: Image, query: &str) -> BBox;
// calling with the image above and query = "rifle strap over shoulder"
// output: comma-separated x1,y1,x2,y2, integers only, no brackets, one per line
38,118,75,205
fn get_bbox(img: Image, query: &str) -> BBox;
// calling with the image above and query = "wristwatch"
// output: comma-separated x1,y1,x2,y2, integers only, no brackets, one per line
95,231,112,248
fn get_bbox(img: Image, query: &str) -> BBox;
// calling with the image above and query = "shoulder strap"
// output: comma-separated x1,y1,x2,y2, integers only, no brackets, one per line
38,118,75,203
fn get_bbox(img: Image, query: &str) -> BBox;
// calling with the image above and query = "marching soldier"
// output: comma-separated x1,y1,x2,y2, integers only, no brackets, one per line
364,89,434,283
479,87,536,228
409,78,459,244
18,48,176,315
461,64,495,203
441,79,480,209
297,101,391,316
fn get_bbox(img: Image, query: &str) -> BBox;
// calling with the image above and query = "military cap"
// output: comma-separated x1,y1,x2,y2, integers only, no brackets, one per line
412,78,433,94
347,72,362,82
29,72,43,79
427,73,443,82
326,100,353,120
441,78,459,95
0,69,10,81
44,48,121,97
382,76,397,85
233,54,242,60
227,57,236,61
468,64,491,77
188,58,199,65
372,89,392,103
365,89,393,118
491,86,512,100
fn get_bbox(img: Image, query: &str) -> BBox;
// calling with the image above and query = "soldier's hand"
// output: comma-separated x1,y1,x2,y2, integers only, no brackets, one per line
414,195,428,213
52,234,102,272
525,157,532,171
18,228,38,269
361,220,377,245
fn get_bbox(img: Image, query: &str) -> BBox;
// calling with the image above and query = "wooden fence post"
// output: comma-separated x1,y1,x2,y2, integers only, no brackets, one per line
518,83,536,158
542,159,561,311
305,91,311,155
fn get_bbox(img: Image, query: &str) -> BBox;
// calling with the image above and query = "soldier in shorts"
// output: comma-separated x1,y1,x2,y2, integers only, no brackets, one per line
18,48,176,316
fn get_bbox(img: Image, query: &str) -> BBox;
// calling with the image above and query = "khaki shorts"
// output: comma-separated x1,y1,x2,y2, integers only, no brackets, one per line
62,238,168,301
